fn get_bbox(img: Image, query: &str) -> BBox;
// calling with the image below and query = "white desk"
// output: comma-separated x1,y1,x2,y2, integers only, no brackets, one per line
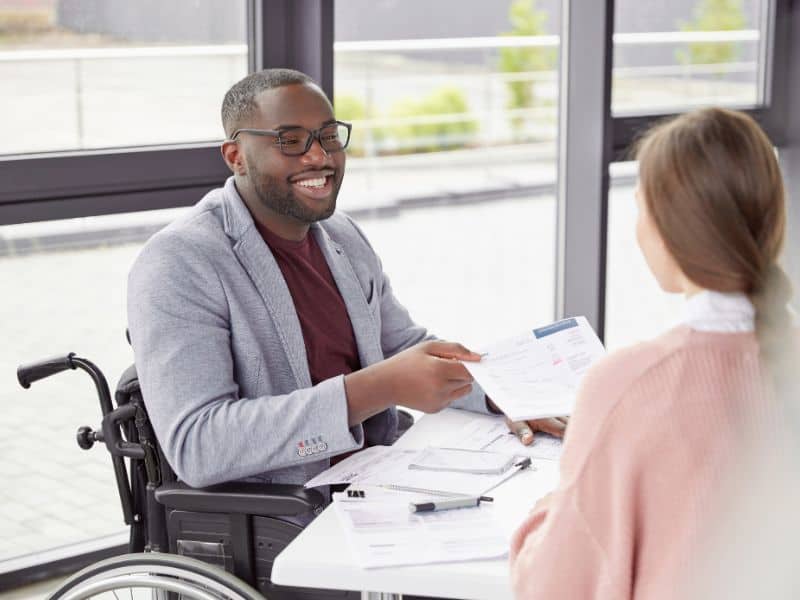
271,408,559,599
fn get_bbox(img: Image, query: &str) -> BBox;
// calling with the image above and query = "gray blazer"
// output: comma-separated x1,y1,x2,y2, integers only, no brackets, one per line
127,177,487,488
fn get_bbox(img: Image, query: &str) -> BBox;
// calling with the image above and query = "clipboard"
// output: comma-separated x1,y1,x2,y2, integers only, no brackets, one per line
408,447,517,475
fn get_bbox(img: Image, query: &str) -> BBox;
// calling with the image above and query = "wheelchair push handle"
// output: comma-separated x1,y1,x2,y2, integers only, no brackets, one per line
17,353,76,388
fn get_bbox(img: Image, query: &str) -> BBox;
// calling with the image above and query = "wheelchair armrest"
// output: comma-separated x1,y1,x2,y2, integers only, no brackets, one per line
154,481,325,517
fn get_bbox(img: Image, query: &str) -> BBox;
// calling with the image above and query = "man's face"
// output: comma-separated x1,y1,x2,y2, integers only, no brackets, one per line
241,84,346,223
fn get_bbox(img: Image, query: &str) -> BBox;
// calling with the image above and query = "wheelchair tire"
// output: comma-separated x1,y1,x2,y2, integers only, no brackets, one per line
47,552,264,600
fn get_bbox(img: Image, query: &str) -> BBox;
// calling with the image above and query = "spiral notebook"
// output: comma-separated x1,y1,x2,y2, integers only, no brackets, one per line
304,445,529,497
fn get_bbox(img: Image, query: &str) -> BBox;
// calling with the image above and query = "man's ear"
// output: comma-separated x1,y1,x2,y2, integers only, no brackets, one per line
221,140,247,175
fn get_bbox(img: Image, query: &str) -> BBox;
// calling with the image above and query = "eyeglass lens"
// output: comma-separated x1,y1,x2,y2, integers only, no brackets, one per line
278,123,350,155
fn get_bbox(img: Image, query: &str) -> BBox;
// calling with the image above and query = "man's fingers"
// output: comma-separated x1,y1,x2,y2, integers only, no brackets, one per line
446,383,474,401
528,417,567,438
435,357,475,382
507,419,535,445
425,340,482,362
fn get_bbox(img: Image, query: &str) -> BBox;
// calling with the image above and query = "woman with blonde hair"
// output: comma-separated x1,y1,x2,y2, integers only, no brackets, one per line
509,107,797,599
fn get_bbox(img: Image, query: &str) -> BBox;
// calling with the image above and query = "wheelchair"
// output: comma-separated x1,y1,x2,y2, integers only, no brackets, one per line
17,352,363,600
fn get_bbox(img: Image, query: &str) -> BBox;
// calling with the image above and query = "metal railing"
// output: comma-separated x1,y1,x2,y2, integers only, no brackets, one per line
0,30,764,156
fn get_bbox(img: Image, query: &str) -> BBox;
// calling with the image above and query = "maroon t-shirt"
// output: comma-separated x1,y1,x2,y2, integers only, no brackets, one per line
256,223,362,385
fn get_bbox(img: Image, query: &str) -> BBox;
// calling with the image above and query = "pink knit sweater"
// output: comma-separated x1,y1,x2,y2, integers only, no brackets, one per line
509,326,778,600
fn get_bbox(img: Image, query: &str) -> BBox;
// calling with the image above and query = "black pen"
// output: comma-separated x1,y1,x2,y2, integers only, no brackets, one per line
409,495,494,513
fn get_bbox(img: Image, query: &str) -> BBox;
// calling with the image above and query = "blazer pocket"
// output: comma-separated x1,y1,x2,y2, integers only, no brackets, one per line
365,279,379,313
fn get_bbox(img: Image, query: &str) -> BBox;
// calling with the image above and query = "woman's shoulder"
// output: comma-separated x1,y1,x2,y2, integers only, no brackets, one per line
568,326,760,445
580,325,695,400
559,326,702,479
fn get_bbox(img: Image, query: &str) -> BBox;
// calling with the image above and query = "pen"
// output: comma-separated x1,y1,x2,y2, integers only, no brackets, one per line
409,495,494,513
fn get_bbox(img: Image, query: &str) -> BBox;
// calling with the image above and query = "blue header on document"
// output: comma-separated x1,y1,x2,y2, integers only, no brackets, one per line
532,317,578,339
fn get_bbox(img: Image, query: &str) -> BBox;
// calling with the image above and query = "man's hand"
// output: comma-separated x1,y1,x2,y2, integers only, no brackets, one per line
344,340,481,425
506,417,568,445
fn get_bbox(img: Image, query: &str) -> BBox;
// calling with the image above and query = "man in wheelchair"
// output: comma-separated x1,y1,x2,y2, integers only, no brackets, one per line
127,68,495,496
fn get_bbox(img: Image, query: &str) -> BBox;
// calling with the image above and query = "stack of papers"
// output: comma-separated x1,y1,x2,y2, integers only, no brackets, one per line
308,445,522,569
463,316,605,421
333,494,508,568
409,447,516,475
305,445,522,497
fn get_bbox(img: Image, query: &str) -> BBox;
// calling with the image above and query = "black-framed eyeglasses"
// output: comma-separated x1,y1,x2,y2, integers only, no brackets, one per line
229,121,352,156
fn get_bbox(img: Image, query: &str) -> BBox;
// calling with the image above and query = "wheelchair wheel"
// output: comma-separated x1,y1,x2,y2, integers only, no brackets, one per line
47,553,263,600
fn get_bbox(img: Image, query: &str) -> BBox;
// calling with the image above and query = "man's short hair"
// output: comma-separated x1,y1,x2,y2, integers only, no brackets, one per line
221,68,322,137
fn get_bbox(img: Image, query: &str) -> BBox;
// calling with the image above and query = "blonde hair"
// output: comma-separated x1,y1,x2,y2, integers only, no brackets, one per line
635,107,795,387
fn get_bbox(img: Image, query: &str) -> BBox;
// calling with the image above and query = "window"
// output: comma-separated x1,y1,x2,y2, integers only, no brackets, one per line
604,163,685,351
612,0,773,115
604,0,787,349
0,208,187,568
0,0,248,573
333,0,561,346
0,0,248,155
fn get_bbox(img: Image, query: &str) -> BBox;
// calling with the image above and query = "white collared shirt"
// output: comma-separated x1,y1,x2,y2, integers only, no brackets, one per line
684,290,755,333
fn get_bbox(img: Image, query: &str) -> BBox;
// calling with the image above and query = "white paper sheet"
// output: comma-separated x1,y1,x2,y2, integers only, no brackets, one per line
463,316,605,421
333,497,509,568
305,445,525,497
304,446,417,488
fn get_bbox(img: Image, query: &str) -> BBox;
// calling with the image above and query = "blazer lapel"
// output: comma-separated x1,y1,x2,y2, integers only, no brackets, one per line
313,224,384,368
222,179,311,389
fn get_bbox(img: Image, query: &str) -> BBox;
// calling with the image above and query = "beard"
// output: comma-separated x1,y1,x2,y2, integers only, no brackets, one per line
250,167,340,224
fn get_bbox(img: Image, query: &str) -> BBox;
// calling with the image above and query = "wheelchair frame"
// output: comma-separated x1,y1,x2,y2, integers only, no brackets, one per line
17,353,357,600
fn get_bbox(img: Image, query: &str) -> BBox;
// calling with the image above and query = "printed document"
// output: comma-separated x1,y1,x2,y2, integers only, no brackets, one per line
333,496,508,568
463,316,605,421
304,445,523,497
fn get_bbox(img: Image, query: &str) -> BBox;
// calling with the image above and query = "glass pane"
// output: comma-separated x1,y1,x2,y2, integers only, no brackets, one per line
334,0,561,346
0,1,247,155
0,208,187,565
613,0,770,115
604,164,684,352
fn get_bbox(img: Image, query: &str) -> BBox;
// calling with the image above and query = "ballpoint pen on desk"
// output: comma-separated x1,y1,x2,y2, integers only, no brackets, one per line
409,495,494,513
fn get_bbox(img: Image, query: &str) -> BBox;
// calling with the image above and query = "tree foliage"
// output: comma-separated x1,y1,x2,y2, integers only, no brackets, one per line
334,94,367,122
498,0,555,114
677,0,747,65
388,87,477,153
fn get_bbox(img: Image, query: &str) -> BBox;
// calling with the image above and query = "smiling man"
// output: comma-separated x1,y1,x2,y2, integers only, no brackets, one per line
127,69,503,495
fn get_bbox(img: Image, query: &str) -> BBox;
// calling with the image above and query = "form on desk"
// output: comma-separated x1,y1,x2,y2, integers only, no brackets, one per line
333,495,509,568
